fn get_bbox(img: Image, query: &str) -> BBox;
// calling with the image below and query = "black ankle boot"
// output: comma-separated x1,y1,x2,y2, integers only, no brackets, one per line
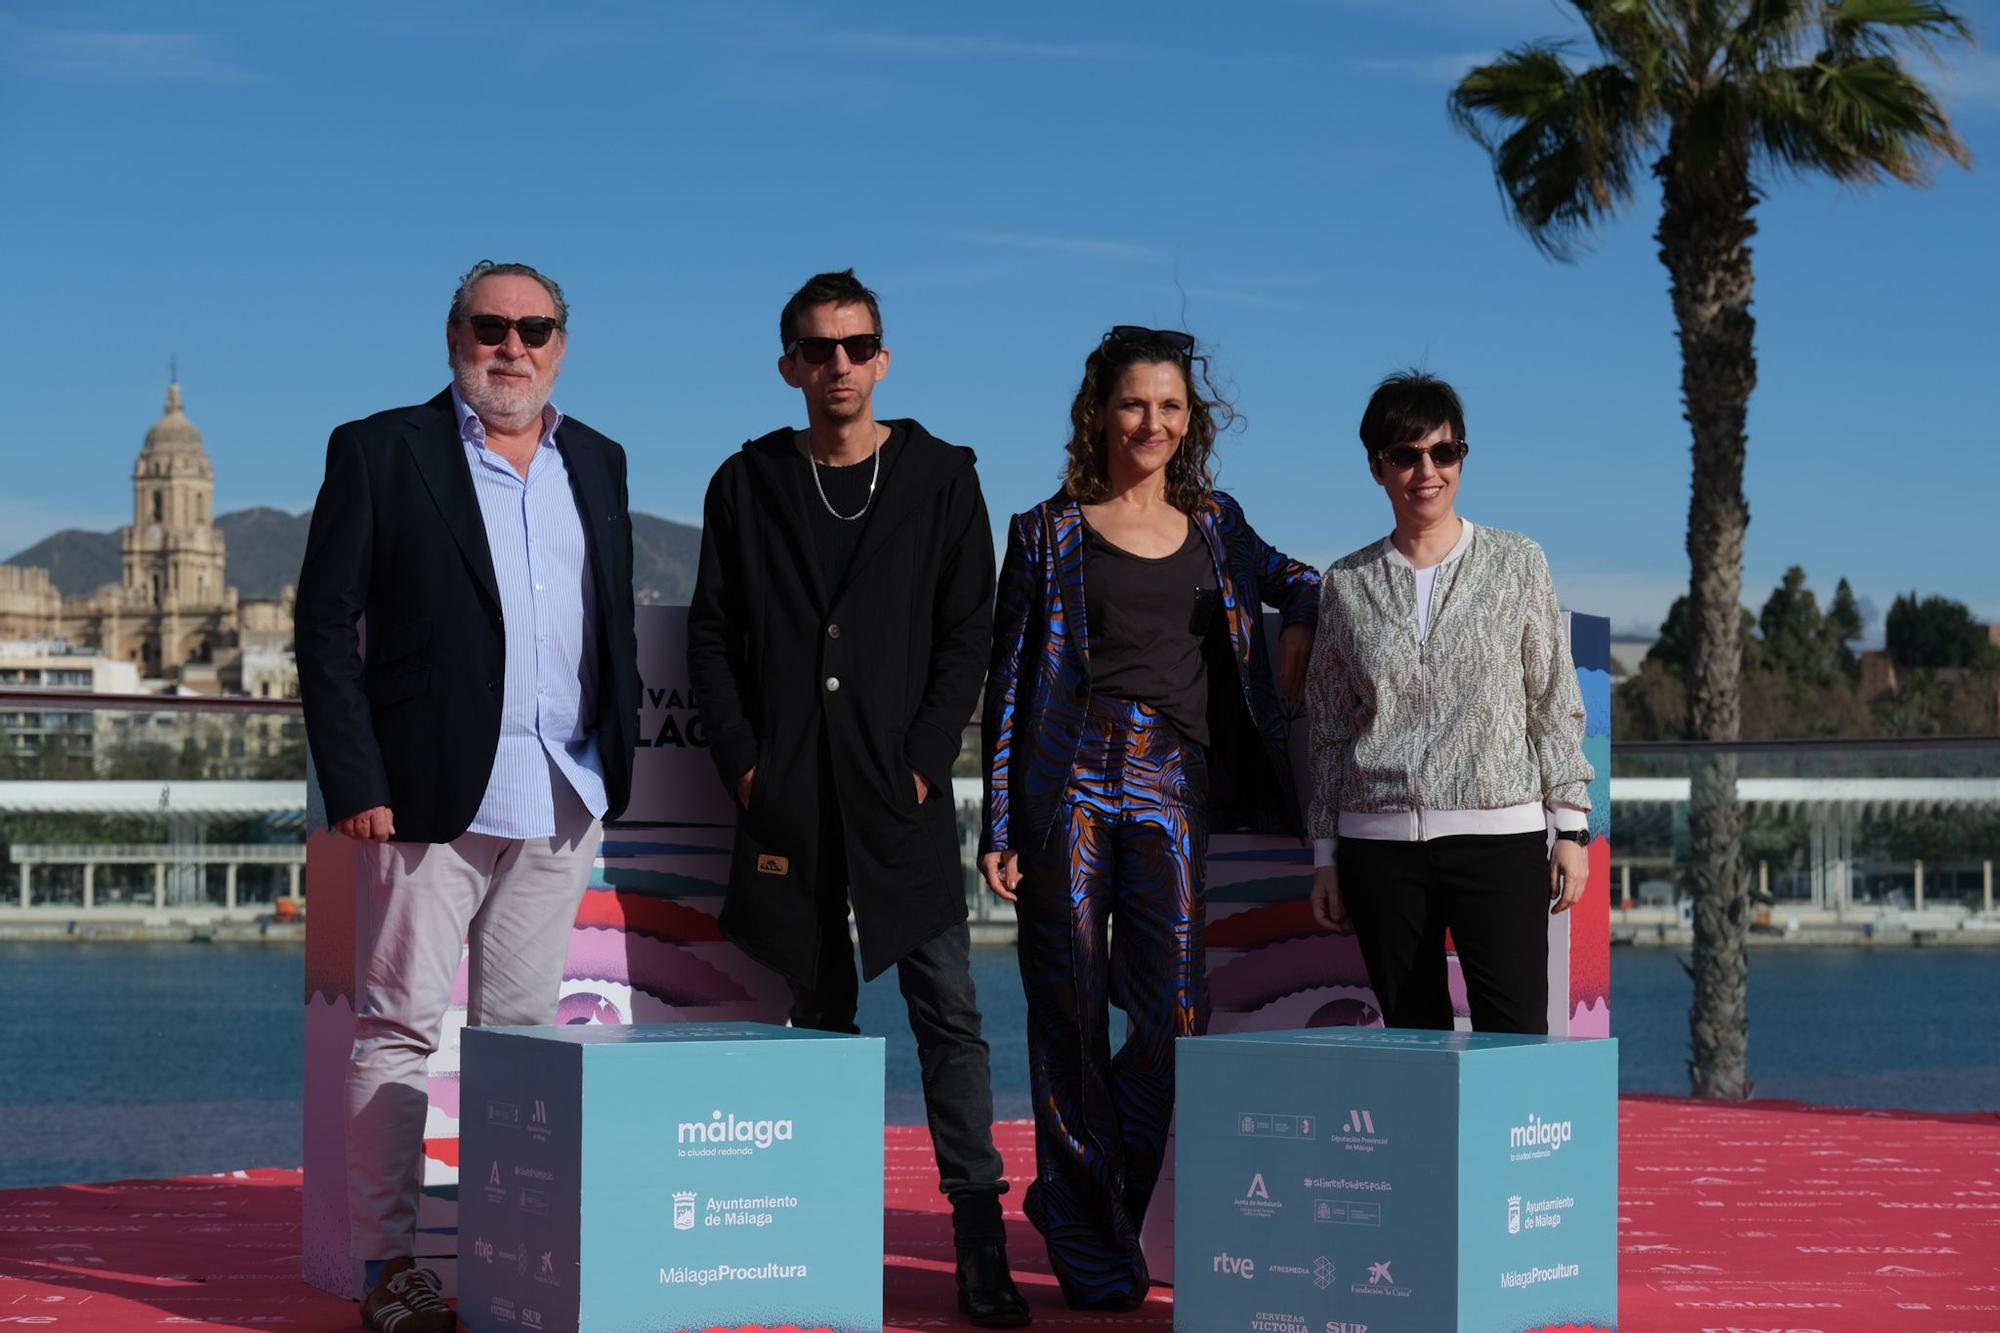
955,1237,1031,1327
951,1192,1030,1327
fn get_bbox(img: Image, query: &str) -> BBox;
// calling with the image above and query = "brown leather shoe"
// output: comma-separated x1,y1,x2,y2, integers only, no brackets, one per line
358,1265,455,1333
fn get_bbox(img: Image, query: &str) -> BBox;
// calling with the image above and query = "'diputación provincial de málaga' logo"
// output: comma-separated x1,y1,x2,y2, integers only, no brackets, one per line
1331,1109,1388,1154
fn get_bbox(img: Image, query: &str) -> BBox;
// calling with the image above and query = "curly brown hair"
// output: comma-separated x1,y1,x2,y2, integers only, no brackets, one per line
1061,331,1235,512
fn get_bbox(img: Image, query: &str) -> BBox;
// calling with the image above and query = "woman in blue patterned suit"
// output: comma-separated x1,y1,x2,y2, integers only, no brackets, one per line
979,327,1319,1309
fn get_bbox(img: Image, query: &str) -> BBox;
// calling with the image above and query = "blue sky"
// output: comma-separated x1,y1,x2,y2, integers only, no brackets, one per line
3,0,1996,637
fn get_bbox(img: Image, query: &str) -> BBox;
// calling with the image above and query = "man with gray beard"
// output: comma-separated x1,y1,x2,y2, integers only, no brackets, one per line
297,260,638,1332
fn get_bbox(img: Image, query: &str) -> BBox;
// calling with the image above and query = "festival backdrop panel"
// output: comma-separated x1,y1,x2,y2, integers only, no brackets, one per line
1143,612,1613,1279
1173,1029,1617,1333
303,607,791,1297
459,1024,884,1333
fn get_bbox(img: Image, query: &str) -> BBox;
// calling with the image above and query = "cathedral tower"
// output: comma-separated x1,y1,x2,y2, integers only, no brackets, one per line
118,374,229,672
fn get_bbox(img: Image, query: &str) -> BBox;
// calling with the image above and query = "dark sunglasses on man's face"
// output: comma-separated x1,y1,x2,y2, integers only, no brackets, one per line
1378,439,1470,470
787,334,883,365
1104,325,1195,354
462,314,564,348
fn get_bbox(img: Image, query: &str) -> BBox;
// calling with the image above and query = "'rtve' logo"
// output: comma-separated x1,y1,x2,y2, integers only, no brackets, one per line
1213,1252,1255,1279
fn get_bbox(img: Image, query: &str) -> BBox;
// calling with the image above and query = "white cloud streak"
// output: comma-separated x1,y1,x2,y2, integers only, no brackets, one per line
804,29,1150,62
11,29,257,83
1932,48,2000,115
1348,49,1500,85
948,230,1170,263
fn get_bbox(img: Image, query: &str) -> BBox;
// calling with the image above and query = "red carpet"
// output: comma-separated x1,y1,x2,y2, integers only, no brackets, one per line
2,1101,1996,1332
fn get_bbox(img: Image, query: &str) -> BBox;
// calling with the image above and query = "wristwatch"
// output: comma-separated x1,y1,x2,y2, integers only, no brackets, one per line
1552,828,1589,846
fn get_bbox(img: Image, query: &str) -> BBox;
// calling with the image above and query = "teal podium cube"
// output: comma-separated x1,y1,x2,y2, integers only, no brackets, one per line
1174,1029,1617,1333
458,1023,885,1333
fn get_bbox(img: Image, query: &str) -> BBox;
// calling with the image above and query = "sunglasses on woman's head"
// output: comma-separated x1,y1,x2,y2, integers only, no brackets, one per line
1103,325,1195,354
787,334,883,365
461,314,564,348
1378,439,1469,470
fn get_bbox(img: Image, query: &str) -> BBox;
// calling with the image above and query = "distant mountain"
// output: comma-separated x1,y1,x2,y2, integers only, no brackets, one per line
5,507,702,605
217,507,312,598
630,511,701,606
5,528,120,595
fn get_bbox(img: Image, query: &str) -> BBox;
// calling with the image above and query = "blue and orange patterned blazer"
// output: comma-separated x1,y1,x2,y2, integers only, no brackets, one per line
982,490,1320,854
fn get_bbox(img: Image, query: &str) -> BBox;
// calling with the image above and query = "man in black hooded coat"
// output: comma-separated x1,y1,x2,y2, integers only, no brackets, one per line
686,270,1028,1328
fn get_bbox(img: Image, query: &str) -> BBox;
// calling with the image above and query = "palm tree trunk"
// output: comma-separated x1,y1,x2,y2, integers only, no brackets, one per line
1656,139,1756,1100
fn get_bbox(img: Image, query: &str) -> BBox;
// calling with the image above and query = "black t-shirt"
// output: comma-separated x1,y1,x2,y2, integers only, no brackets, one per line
1081,515,1217,747
795,423,905,589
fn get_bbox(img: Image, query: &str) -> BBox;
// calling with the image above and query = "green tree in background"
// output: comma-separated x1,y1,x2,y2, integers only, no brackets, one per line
1759,567,1863,683
1617,572,1994,740
1449,0,1970,1099
1886,592,1996,668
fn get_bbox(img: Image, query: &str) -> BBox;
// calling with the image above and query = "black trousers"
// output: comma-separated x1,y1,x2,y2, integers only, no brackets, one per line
1337,831,1550,1035
787,771,1007,1200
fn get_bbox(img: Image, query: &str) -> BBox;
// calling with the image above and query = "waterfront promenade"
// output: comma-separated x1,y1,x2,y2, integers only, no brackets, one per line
3,1099,1996,1332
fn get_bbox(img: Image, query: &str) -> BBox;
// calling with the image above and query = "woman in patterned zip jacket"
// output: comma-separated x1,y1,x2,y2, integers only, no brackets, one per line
1305,370,1594,1034
978,326,1319,1309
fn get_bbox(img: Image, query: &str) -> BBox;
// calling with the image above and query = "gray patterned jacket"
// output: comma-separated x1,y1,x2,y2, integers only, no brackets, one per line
1305,521,1593,840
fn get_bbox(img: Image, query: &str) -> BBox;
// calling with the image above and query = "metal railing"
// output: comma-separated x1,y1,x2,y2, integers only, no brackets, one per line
4,688,1996,930
11,842,305,862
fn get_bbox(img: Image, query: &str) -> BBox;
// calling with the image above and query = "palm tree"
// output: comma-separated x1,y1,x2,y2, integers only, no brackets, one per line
1449,1,1969,1098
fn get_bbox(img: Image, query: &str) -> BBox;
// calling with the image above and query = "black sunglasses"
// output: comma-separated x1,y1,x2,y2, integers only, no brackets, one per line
786,334,883,365
461,314,564,348
1104,325,1195,354
1377,439,1470,470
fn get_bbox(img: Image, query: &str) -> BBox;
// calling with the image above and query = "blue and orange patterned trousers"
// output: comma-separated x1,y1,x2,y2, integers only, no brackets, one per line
1015,696,1209,1305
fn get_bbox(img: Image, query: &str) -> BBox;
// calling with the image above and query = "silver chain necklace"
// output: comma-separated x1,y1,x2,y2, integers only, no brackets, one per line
802,430,883,522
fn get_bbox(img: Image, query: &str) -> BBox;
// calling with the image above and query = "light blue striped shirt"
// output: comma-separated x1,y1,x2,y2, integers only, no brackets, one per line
452,386,607,838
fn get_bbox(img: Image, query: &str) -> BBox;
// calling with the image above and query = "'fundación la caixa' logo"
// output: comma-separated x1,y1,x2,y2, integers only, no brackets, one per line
676,1109,795,1158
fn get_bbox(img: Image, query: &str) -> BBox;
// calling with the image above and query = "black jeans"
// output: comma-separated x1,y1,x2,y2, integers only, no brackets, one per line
1337,831,1551,1035
787,795,1007,1200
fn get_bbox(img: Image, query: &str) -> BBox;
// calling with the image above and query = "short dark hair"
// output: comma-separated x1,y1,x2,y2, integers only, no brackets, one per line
448,260,568,327
779,269,882,350
1358,370,1465,460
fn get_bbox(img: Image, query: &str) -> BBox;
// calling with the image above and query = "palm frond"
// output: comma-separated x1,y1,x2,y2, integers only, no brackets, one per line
1573,0,1686,88
1749,52,1970,182
1450,44,1659,259
1728,0,1819,69
1822,0,1971,58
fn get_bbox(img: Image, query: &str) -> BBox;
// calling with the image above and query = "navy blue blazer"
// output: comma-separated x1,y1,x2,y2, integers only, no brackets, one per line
296,389,639,843
982,490,1319,855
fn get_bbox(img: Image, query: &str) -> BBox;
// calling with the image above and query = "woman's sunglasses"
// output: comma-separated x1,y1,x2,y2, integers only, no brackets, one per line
460,315,564,348
1377,439,1470,470
1103,325,1195,354
786,334,884,365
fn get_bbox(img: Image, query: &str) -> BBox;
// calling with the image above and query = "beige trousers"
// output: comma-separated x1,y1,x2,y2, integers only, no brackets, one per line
345,774,598,1258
